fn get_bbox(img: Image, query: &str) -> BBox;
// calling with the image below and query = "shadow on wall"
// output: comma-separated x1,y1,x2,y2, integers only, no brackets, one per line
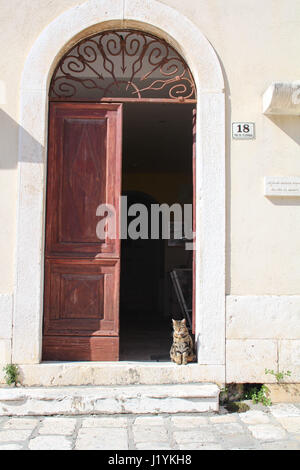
266,197,300,207
267,115,300,146
0,109,44,169
0,109,19,169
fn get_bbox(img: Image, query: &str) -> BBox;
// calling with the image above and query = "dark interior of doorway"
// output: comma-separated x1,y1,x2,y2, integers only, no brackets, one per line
119,103,195,361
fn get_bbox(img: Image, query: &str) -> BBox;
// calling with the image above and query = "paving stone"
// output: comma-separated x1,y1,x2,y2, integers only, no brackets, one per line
239,410,270,425
82,417,128,428
38,418,77,435
178,443,223,450
75,427,128,450
261,440,300,450
0,429,33,442
276,416,300,433
28,436,73,450
3,418,40,430
173,427,217,444
132,426,168,443
171,416,209,427
209,414,237,424
270,404,300,418
135,442,173,450
0,443,24,450
220,434,258,450
133,416,165,426
213,423,245,435
248,424,287,441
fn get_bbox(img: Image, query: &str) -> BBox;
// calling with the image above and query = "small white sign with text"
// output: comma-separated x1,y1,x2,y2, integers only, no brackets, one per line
264,177,300,197
232,122,255,139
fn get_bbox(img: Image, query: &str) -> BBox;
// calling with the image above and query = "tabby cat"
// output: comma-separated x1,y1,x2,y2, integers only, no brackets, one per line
170,318,196,365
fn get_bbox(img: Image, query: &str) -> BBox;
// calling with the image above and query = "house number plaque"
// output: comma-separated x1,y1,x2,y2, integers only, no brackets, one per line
232,122,255,139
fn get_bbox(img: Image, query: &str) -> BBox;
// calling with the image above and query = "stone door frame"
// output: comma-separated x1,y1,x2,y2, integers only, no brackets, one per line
13,0,226,381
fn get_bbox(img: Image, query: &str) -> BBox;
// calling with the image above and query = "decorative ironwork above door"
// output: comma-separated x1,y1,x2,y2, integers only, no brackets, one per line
49,30,196,102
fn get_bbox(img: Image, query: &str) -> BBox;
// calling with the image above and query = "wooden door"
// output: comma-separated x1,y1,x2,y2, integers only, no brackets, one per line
43,102,122,361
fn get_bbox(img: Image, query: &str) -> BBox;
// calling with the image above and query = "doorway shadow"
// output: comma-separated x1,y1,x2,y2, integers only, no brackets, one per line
119,190,171,361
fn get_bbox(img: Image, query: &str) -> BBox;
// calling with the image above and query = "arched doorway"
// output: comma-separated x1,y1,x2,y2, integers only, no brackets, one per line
42,29,196,361
13,1,225,378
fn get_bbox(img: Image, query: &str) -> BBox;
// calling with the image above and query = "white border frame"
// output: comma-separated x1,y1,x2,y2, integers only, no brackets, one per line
12,0,225,372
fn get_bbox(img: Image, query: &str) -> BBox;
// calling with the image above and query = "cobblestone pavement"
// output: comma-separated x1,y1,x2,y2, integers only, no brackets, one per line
1,403,300,450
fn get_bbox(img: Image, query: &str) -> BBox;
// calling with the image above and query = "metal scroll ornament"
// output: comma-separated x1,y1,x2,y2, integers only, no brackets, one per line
49,30,196,101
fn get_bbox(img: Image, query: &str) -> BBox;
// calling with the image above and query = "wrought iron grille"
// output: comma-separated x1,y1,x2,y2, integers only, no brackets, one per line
49,30,196,101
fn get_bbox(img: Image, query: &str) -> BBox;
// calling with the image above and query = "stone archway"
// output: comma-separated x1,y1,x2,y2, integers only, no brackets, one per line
13,0,225,382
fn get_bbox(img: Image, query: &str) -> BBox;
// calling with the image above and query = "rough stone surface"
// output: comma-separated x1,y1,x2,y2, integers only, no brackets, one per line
276,417,300,433
136,442,173,450
28,436,73,450
279,340,300,382
0,429,33,442
75,428,128,450
248,424,287,441
82,417,128,428
173,427,216,444
3,418,40,430
261,440,300,450
226,340,278,383
0,402,299,450
209,414,237,423
0,383,219,416
0,443,24,450
9,362,225,387
171,416,209,427
133,416,165,426
267,384,300,403
213,422,245,436
226,296,300,340
132,426,168,443
270,403,300,418
178,443,223,450
38,418,77,435
239,410,270,425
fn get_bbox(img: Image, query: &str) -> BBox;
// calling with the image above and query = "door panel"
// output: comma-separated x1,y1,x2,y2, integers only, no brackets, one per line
43,103,122,361
46,103,122,258
42,336,119,362
43,259,120,336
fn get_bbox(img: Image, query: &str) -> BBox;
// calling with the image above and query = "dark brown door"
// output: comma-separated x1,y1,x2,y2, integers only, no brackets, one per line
43,102,122,361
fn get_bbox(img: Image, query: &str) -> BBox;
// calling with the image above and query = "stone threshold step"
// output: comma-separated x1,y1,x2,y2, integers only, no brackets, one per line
0,383,220,416
2,362,224,387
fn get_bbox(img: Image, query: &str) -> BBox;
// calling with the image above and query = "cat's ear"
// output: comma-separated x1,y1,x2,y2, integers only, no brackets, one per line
181,318,186,324
172,319,176,324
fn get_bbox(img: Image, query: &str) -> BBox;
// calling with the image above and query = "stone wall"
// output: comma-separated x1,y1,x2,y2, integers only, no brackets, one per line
226,296,300,383
0,295,13,364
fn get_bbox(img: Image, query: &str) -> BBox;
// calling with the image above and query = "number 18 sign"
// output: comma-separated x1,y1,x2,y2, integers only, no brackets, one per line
232,122,255,140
